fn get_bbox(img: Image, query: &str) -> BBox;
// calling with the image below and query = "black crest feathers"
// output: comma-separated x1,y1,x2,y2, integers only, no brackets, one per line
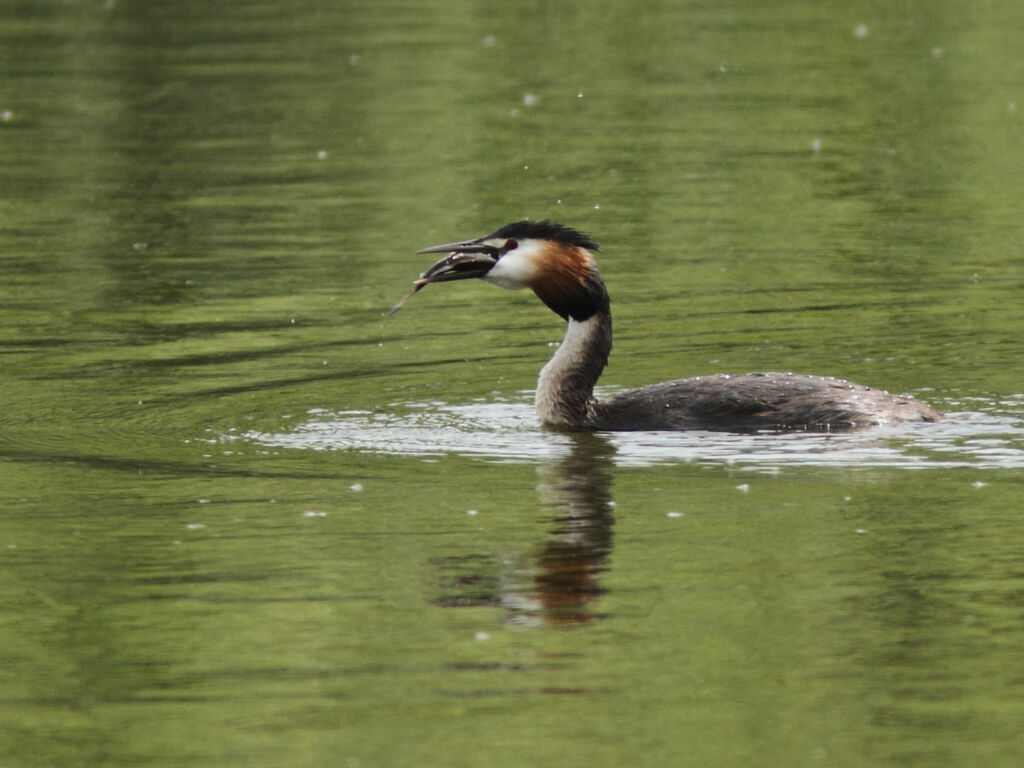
488,220,600,252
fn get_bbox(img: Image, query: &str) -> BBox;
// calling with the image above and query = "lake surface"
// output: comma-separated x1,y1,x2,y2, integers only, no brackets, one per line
2,1,1023,766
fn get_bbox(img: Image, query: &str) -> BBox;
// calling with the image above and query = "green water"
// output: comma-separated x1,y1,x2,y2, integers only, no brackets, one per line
2,1,1023,766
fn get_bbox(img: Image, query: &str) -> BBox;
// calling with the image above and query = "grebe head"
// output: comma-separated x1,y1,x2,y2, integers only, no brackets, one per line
411,220,607,321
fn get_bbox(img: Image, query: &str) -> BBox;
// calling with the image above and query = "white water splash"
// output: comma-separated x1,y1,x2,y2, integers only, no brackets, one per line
242,395,1024,472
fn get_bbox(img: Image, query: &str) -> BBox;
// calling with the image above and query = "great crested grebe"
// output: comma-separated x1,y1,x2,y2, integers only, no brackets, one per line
394,220,943,431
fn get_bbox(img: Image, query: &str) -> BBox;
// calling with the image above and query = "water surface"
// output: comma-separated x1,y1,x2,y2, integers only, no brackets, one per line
2,1,1023,766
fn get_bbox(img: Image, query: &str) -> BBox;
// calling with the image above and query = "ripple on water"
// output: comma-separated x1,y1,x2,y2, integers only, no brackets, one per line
242,395,1024,471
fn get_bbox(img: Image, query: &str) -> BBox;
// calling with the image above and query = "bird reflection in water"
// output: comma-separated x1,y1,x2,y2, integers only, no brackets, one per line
433,432,616,627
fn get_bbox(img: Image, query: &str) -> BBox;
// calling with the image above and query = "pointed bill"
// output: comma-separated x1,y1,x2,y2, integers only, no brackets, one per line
388,242,499,315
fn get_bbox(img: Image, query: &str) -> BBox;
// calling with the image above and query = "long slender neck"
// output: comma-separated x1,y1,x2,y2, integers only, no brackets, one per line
535,309,612,428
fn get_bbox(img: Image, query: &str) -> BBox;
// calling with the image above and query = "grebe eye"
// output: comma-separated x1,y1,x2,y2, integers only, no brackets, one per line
503,239,518,251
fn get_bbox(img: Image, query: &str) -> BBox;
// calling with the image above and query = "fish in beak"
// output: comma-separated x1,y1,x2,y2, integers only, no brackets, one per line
389,237,501,315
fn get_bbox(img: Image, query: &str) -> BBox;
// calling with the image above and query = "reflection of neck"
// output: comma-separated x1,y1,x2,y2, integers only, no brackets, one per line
532,431,616,626
535,310,612,428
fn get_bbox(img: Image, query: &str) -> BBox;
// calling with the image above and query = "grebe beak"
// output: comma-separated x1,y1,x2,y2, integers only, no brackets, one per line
414,239,499,283
388,238,499,315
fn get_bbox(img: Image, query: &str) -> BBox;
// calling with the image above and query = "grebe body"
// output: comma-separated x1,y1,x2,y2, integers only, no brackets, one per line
399,220,942,432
